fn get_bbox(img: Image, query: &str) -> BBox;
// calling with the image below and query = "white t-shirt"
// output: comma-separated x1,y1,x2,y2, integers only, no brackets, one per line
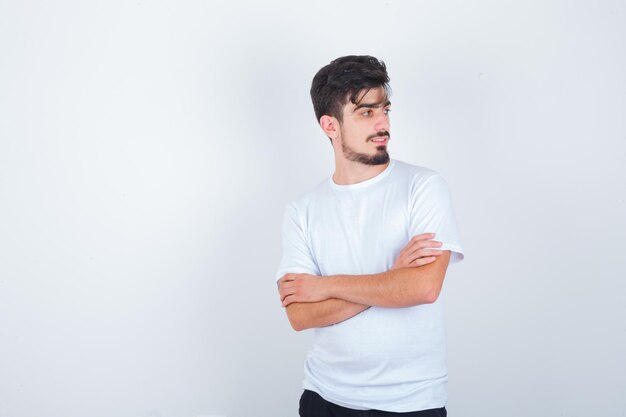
276,159,464,412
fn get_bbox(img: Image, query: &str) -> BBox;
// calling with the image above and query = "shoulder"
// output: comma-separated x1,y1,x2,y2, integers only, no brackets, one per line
391,159,446,188
284,177,331,215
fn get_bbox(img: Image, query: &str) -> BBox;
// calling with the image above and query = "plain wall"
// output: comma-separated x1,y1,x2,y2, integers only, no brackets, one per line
1,1,625,416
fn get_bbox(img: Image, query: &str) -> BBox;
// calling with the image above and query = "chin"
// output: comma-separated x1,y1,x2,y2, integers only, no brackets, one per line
364,149,390,166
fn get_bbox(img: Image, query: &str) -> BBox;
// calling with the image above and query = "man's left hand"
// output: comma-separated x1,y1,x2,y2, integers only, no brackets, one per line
278,273,329,307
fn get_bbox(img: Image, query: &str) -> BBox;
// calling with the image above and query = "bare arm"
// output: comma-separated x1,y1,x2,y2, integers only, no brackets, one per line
280,250,451,308
278,234,447,329
284,299,369,331
327,251,450,307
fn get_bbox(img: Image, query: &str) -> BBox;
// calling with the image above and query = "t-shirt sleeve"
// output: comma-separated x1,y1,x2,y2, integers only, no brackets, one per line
275,202,321,283
409,173,464,265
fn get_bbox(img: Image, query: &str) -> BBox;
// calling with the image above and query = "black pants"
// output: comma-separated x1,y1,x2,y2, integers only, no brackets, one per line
299,390,447,417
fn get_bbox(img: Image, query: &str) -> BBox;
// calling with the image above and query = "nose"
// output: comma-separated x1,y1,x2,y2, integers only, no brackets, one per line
374,111,389,133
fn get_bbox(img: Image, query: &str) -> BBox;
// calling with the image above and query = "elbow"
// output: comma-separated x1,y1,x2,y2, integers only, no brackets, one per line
289,318,307,332
420,274,445,305
419,283,443,305
399,284,442,307
286,306,309,332
422,289,440,304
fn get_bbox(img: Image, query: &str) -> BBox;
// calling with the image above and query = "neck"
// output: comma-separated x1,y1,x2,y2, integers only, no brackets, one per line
332,158,390,185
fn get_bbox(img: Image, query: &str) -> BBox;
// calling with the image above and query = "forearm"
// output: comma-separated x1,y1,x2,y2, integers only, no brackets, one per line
285,299,369,331
326,251,451,308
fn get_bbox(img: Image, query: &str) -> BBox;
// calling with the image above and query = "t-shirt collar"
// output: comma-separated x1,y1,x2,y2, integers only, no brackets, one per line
329,159,396,190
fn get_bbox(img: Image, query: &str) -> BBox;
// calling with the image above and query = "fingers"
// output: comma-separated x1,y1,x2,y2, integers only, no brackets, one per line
410,232,437,242
279,284,309,306
282,295,294,307
279,273,296,283
277,274,318,306
397,251,441,267
407,248,443,263
393,234,445,269
397,234,435,255
278,277,293,303
408,233,442,247
405,235,443,256
277,273,328,307
278,281,295,302
409,248,444,257
410,256,437,267
402,234,441,251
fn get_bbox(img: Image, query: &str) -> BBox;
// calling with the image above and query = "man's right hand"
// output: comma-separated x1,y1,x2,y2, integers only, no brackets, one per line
391,233,444,270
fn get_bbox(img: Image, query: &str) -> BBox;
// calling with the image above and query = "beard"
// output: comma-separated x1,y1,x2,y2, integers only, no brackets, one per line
340,131,390,166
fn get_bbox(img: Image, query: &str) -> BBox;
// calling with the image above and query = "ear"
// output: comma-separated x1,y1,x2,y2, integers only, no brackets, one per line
320,115,340,141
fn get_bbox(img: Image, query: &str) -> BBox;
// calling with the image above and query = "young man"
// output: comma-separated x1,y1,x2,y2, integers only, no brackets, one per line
276,55,464,417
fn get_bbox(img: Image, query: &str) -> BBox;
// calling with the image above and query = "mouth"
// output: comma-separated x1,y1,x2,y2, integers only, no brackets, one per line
369,136,388,145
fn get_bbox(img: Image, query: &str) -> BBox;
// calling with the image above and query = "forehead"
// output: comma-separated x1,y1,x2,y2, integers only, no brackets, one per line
346,87,389,109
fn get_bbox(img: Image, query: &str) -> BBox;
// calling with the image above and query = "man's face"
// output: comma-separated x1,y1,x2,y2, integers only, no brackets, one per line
336,87,391,166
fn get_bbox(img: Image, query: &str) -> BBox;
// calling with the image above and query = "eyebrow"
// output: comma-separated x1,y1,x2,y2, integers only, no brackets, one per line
353,100,392,112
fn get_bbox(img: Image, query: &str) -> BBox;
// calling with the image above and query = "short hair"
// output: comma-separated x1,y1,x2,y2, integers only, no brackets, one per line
310,55,391,124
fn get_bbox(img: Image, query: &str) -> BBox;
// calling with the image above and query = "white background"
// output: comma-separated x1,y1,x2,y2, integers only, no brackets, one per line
1,1,625,416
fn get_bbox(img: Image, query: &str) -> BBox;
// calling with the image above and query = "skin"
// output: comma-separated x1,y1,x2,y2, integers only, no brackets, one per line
280,250,450,308
280,233,447,331
322,87,392,184
278,87,451,331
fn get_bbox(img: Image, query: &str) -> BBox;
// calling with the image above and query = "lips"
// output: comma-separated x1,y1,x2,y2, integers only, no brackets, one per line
370,137,388,144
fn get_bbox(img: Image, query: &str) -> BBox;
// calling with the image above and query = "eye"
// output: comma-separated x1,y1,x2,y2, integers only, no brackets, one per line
384,108,391,115
361,110,372,116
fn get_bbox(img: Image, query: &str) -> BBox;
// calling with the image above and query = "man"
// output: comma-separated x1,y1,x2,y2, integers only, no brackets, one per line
276,55,464,417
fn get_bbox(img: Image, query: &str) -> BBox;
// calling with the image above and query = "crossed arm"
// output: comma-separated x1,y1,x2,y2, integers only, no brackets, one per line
277,234,451,331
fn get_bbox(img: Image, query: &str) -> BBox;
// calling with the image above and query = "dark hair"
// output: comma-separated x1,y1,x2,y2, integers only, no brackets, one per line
310,55,391,124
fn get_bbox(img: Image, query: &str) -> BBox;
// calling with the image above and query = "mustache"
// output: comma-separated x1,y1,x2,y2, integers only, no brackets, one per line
367,131,390,141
